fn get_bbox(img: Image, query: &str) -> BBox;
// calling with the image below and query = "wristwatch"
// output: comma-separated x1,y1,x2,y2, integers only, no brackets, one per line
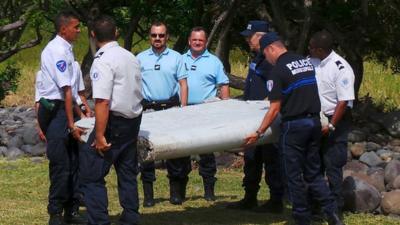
256,130,264,139
68,126,76,134
328,123,336,132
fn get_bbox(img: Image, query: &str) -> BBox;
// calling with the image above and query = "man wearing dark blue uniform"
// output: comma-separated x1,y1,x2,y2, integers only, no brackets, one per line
38,10,86,225
227,21,284,213
243,32,343,225
79,15,143,225
137,21,188,207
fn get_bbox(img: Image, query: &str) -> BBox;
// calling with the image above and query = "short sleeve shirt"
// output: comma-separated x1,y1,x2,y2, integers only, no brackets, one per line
268,52,321,120
71,61,85,105
137,48,187,101
182,50,229,105
312,50,355,116
39,35,75,100
90,41,143,119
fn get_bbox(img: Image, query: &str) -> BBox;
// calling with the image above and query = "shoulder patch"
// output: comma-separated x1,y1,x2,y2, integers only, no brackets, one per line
335,60,345,70
56,60,67,72
90,71,100,81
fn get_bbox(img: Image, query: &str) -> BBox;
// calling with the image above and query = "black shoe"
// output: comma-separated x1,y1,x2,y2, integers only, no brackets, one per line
204,182,216,201
326,212,345,225
143,182,155,207
179,178,188,201
49,214,65,225
64,211,87,224
169,180,183,205
226,196,258,210
252,199,284,214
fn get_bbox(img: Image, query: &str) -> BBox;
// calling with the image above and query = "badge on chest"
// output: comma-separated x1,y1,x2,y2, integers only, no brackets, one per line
191,65,197,71
154,64,161,70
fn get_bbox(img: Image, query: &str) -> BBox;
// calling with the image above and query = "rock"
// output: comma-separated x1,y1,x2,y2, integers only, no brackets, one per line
367,133,389,146
343,176,381,212
377,149,394,162
28,142,46,156
351,171,385,192
393,153,400,161
365,142,381,152
347,149,353,161
385,160,400,185
359,151,383,167
367,167,386,192
31,157,44,164
381,111,400,138
390,139,400,146
381,190,400,215
393,146,400,153
344,161,369,176
8,135,24,148
0,146,7,157
391,176,400,190
5,147,25,160
350,142,366,158
1,119,15,126
22,124,40,145
0,128,9,145
348,130,367,142
366,122,383,134
20,144,33,153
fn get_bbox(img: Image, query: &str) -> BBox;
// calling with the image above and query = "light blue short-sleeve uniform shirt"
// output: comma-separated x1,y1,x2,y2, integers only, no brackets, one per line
137,47,187,101
182,49,229,105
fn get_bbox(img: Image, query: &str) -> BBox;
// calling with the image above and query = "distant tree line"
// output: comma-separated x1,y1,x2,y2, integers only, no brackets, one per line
1,0,400,98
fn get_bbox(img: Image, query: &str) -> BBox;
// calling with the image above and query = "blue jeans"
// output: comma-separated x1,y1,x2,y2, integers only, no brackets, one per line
79,114,142,225
280,117,337,225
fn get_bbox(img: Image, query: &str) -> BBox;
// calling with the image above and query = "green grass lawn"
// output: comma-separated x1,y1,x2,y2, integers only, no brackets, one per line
0,158,399,225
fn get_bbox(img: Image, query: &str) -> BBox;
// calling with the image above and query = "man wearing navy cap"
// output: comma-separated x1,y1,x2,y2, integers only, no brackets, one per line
243,32,343,225
227,21,284,213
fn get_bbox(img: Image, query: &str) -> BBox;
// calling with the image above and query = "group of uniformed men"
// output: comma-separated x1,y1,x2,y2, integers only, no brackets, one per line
35,9,354,225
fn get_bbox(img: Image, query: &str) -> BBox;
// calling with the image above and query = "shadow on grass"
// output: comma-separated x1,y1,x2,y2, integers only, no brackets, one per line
104,199,296,225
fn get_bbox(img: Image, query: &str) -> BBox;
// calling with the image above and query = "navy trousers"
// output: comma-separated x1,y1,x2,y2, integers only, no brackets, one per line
79,114,142,225
38,103,79,215
320,118,350,209
280,117,337,225
243,144,284,201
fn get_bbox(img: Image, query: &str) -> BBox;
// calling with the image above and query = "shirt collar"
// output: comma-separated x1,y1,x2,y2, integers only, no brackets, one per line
95,41,119,57
185,49,210,59
320,50,336,67
55,35,72,51
148,47,170,56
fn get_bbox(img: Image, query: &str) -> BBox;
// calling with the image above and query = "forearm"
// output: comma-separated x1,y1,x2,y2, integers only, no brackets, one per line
79,91,92,114
95,99,110,139
330,101,348,126
179,79,188,106
257,100,281,134
219,84,230,99
63,87,75,129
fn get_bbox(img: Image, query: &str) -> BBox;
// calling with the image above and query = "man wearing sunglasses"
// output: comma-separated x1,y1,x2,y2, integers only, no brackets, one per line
136,21,188,207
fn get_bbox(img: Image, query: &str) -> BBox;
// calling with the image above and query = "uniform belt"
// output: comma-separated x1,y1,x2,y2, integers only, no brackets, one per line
142,95,180,110
282,112,320,122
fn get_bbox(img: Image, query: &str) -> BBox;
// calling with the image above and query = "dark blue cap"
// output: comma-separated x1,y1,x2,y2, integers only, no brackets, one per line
240,20,269,36
259,32,281,50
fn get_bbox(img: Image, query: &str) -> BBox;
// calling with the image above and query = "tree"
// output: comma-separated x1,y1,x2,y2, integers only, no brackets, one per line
0,0,43,62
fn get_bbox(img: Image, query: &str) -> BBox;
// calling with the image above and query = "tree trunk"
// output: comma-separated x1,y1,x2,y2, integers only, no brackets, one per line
173,35,187,53
296,0,312,54
123,13,142,50
215,23,232,73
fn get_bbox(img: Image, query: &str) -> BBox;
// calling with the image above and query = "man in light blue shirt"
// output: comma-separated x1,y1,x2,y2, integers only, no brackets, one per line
169,26,229,203
137,21,188,207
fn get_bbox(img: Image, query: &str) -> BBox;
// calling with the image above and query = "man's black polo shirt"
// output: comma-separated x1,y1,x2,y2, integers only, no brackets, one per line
267,52,321,121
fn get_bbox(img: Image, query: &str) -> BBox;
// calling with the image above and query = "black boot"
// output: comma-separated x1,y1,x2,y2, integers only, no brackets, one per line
64,210,87,224
252,199,284,214
326,212,344,225
143,182,155,207
179,178,188,202
204,182,216,201
226,191,258,210
169,180,183,205
49,214,65,225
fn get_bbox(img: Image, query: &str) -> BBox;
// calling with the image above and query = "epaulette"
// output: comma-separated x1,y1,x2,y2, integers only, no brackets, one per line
94,52,104,59
335,60,345,70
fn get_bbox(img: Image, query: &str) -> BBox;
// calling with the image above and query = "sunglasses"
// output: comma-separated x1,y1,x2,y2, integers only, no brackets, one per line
150,33,166,38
